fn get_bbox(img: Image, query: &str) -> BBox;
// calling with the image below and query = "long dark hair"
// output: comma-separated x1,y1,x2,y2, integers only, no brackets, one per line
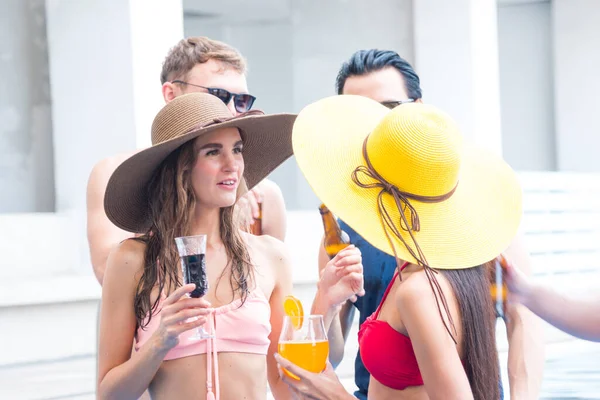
441,263,499,400
133,141,253,330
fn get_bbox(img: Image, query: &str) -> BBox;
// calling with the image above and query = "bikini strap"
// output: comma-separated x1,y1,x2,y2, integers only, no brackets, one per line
373,261,409,319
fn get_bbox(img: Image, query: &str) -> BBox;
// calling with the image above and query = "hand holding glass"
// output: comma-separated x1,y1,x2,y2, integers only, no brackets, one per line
278,315,329,380
175,234,213,339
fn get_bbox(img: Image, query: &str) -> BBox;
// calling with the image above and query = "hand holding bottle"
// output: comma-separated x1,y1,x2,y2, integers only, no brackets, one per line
318,245,365,309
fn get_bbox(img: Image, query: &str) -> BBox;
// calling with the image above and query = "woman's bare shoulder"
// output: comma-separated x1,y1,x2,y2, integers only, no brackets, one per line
395,268,456,310
242,231,292,277
243,231,287,256
104,238,147,286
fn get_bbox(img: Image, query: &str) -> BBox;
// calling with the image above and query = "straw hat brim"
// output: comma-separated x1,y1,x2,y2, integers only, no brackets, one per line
105,113,296,233
293,95,522,269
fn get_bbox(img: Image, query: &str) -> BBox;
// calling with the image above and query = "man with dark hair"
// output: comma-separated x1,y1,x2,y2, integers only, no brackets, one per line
319,49,544,400
335,49,422,101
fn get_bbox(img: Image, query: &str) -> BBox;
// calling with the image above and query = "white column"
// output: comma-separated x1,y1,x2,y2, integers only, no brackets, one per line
413,0,503,155
129,0,184,149
45,0,183,271
553,0,600,172
0,0,54,213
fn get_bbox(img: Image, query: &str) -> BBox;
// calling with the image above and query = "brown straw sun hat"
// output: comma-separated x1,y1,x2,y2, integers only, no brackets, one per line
104,92,297,233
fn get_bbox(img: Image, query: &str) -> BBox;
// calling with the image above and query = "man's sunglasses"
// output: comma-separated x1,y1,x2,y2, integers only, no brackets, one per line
380,99,415,109
171,80,256,113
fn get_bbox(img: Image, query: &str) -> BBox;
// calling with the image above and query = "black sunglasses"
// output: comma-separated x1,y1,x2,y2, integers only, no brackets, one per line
171,80,256,113
380,99,415,109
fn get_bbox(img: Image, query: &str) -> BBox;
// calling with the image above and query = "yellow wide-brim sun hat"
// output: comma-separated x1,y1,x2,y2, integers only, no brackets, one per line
292,95,522,269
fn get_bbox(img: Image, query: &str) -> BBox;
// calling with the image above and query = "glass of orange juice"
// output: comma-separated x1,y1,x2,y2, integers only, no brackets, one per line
278,314,329,380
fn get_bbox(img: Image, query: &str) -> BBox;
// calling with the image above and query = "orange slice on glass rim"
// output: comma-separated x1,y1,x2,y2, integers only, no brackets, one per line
283,295,304,330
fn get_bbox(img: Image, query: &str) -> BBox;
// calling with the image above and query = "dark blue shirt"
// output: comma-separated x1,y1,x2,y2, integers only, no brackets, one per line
338,219,397,399
337,220,504,400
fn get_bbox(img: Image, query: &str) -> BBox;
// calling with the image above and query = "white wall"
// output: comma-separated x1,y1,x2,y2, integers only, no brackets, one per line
0,0,54,213
553,0,600,172
498,1,556,171
413,0,503,155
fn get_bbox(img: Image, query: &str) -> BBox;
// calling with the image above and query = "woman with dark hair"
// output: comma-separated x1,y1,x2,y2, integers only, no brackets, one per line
276,95,523,400
96,92,363,400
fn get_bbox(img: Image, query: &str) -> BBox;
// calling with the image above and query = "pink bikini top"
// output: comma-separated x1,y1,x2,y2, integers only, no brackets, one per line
136,287,271,399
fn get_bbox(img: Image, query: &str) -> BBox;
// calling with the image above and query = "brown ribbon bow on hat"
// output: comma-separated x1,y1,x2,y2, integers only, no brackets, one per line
351,136,460,342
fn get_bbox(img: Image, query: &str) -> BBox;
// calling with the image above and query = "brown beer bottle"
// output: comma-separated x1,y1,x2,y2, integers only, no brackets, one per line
319,203,350,258
248,202,263,236
490,254,508,318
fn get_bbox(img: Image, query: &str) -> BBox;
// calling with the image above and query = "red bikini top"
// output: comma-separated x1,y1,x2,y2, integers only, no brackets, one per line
357,262,424,390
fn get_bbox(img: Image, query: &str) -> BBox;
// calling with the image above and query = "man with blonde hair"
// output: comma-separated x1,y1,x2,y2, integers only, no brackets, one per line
87,37,287,286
